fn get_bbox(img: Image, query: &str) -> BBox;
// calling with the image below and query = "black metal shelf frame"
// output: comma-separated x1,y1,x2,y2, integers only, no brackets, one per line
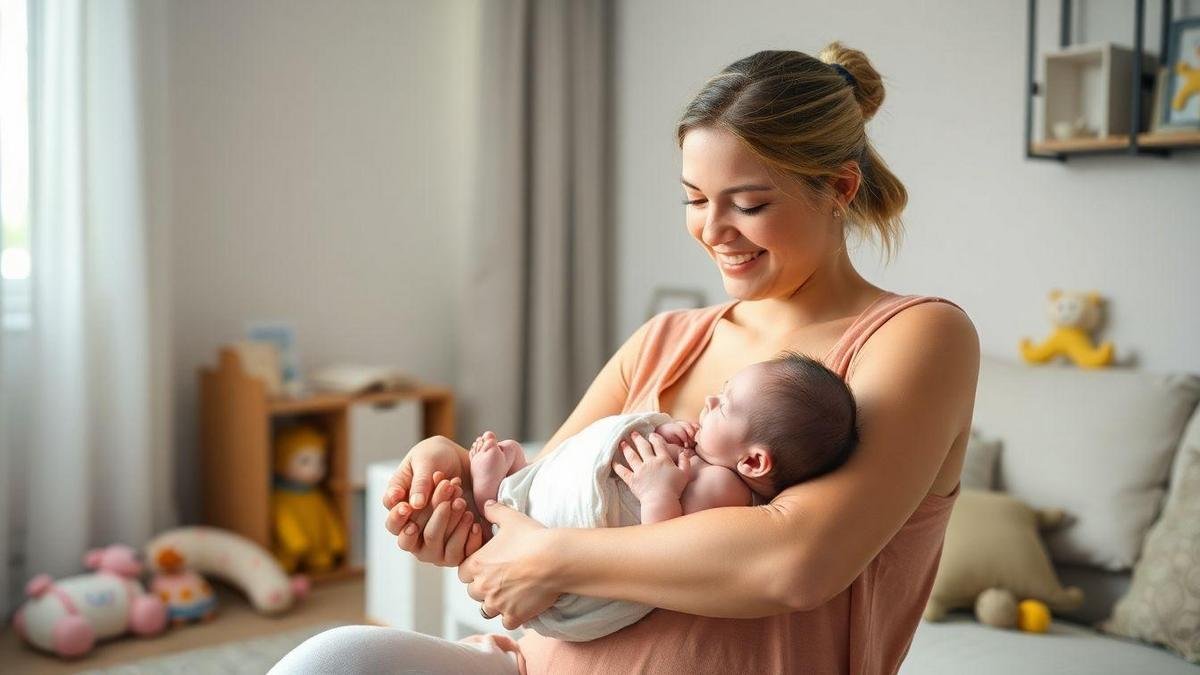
1024,0,1193,161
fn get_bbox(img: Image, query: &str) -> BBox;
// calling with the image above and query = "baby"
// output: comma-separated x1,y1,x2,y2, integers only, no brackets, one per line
469,350,860,526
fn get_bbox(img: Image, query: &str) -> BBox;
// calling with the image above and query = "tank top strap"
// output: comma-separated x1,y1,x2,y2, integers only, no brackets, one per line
623,301,739,414
823,292,967,380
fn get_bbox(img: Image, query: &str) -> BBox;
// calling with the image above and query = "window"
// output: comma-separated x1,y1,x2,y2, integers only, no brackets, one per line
1,0,30,331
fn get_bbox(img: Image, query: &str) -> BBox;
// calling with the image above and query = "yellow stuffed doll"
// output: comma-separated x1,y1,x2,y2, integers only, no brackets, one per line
271,425,346,573
1019,289,1115,368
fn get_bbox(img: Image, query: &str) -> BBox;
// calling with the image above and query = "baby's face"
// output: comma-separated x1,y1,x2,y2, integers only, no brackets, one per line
695,364,762,468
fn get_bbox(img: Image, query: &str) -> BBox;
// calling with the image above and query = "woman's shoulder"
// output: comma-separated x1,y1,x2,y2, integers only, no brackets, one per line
868,292,974,341
843,293,977,379
882,294,975,340
849,291,979,379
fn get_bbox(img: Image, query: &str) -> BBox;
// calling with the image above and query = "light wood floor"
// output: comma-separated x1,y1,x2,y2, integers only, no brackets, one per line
0,577,364,674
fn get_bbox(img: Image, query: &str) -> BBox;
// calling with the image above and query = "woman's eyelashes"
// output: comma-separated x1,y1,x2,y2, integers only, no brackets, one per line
681,198,769,215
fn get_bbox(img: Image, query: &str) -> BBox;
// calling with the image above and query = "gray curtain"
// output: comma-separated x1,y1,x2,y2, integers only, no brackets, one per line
459,0,610,443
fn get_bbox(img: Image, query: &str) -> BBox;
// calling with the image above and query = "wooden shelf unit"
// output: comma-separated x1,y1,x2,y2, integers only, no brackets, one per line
199,347,455,584
1030,129,1200,155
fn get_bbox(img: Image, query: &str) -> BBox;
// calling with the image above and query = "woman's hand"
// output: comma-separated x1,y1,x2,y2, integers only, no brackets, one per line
613,431,691,504
382,436,484,566
459,500,561,630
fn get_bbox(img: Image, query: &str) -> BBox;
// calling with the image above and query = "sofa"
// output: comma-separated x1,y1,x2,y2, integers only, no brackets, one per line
900,355,1200,673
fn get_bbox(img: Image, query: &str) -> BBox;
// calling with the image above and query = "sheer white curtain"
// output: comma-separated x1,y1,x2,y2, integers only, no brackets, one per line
0,204,7,615
14,0,174,596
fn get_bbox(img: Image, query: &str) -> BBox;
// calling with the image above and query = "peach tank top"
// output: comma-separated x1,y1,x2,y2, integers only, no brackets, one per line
516,291,965,674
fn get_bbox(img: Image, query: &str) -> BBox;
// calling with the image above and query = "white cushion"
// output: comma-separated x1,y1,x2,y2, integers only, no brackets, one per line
962,429,1001,490
971,356,1200,570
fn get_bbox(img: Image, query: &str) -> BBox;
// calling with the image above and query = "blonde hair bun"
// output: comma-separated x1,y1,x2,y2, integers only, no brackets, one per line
818,41,885,122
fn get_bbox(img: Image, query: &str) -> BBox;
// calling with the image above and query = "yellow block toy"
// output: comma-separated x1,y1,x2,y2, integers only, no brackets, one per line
1017,599,1052,633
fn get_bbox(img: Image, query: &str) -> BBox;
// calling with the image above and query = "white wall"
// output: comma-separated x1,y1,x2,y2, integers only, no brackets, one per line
611,0,1200,374
166,0,479,519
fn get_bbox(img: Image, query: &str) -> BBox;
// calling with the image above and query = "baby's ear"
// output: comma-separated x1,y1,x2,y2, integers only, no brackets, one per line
737,445,773,479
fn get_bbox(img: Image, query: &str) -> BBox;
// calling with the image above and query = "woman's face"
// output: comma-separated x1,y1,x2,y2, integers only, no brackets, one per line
680,126,839,300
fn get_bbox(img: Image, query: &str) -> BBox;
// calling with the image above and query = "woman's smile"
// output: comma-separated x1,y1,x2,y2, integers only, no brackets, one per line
717,249,766,275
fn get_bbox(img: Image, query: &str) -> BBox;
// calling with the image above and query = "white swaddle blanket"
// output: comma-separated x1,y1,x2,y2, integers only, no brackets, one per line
496,411,672,641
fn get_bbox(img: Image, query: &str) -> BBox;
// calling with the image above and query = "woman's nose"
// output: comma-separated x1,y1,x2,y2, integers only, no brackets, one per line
701,209,737,247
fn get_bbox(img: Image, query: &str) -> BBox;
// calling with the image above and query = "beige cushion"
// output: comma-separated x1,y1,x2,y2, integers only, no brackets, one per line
925,489,1083,621
1102,409,1200,663
973,356,1200,570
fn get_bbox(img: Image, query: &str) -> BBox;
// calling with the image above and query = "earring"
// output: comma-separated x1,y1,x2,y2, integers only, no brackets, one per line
832,208,841,219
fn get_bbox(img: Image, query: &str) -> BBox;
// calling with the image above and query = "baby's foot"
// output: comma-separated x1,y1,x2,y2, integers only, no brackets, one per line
498,439,527,473
469,431,512,509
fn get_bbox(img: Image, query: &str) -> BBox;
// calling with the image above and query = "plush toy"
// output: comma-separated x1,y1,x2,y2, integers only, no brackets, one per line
924,489,1084,629
13,545,168,658
271,424,346,573
145,526,309,615
973,589,1054,633
149,546,216,625
1019,289,1114,368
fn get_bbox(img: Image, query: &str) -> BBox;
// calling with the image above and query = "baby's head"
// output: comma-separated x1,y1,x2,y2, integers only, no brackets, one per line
694,351,859,497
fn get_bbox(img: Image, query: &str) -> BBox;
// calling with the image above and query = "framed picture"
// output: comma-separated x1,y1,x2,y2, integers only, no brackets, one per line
1160,16,1200,130
646,287,706,320
246,320,300,388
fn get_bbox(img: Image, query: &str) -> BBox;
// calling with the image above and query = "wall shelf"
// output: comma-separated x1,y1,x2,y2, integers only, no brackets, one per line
1025,0,1200,160
1030,129,1200,156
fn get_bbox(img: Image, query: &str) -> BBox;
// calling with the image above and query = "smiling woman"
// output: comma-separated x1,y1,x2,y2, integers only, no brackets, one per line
278,42,977,675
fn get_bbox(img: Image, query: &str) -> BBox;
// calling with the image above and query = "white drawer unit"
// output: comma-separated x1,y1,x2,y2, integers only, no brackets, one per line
350,399,422,487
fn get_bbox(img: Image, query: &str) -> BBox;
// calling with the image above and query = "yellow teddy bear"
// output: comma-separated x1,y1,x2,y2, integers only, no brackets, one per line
271,425,346,574
1019,290,1114,369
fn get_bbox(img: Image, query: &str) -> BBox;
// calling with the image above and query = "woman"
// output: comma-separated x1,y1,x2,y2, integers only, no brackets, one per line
273,43,979,674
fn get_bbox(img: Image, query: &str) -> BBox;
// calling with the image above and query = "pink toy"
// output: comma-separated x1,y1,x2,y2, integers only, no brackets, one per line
13,545,167,658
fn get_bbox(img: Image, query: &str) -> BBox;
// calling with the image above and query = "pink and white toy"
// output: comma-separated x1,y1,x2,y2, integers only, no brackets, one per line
13,545,168,658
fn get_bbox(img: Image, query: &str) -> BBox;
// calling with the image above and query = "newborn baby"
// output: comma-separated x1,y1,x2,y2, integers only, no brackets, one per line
466,350,860,641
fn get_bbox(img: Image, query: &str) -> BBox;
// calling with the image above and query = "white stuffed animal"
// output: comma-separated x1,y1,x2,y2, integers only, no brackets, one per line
145,526,309,614
13,544,168,658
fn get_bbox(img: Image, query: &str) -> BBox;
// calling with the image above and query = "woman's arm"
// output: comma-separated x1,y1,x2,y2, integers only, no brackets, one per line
461,303,979,622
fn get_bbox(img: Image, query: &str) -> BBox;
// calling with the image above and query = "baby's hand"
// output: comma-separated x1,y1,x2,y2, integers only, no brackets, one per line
613,431,692,503
654,420,698,449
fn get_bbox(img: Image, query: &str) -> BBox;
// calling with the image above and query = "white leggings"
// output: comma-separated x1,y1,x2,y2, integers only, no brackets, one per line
269,625,522,675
